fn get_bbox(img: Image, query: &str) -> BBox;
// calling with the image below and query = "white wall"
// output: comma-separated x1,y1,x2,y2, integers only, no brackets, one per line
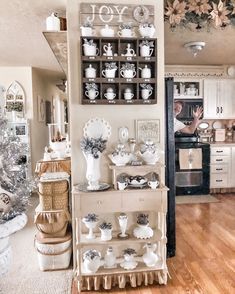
67,0,165,185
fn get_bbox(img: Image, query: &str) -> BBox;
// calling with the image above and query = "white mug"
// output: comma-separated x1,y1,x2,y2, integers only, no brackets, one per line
140,45,154,57
124,92,134,100
80,27,94,37
85,89,99,100
118,182,128,190
120,70,136,79
102,68,116,78
148,180,159,190
141,89,152,100
104,92,116,100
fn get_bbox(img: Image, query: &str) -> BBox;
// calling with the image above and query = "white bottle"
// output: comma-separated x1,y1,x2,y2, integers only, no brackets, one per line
104,247,116,268
46,13,60,31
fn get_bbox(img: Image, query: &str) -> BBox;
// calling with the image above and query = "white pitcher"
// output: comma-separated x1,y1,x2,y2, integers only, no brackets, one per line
140,45,154,57
83,44,99,56
142,243,159,267
46,13,60,31
103,43,113,56
141,89,152,100
102,68,117,78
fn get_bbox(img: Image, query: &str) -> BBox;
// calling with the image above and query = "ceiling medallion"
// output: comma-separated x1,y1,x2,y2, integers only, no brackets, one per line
133,6,150,23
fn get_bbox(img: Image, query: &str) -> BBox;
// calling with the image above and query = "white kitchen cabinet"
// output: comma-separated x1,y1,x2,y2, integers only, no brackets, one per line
204,79,235,119
231,147,235,187
210,146,231,188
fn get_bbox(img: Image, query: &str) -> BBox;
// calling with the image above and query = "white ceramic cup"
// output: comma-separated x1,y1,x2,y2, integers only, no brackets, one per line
102,69,116,78
118,182,128,190
141,89,152,100
148,180,159,190
124,92,134,100
104,92,116,100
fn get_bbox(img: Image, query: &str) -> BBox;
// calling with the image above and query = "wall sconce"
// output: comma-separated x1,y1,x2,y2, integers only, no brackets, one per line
184,41,206,57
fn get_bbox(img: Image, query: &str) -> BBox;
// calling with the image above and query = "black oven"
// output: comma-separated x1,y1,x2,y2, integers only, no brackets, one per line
174,99,203,121
175,135,210,195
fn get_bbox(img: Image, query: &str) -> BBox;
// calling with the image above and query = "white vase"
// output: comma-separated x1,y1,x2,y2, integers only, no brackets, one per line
82,219,98,239
83,152,101,190
118,214,128,237
100,228,113,241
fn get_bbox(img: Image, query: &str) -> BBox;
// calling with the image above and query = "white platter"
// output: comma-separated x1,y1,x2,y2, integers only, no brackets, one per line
212,120,224,129
83,118,111,139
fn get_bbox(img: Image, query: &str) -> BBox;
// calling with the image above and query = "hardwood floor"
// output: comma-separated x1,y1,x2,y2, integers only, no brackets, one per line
72,195,235,294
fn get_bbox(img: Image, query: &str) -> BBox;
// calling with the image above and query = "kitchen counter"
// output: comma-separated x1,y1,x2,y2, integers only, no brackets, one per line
209,141,235,146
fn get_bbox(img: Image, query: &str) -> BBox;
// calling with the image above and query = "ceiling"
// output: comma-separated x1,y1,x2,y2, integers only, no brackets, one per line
164,24,235,66
0,0,66,77
0,0,235,73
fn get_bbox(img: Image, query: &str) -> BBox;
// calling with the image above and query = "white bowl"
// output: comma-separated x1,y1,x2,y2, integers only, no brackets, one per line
108,153,131,166
139,150,160,165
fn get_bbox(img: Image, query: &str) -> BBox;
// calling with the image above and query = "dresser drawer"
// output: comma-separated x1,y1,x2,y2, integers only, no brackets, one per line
211,156,229,165
210,165,228,174
210,174,229,188
121,191,162,212
80,194,122,214
211,147,230,156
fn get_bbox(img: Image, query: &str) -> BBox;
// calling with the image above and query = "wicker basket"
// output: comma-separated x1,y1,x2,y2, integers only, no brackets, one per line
38,180,69,210
34,208,71,238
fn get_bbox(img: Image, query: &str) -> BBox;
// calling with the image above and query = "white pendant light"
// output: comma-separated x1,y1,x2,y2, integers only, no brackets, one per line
184,41,206,57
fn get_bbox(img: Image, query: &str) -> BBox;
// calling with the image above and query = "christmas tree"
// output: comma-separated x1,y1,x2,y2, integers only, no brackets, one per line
0,114,34,224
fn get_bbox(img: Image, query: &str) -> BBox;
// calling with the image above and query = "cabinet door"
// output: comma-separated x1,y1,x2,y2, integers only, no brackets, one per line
231,147,235,187
203,79,219,118
219,80,235,119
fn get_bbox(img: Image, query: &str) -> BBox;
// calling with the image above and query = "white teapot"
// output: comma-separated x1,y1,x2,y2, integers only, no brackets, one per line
85,64,96,79
139,65,151,79
100,24,114,37
142,243,159,267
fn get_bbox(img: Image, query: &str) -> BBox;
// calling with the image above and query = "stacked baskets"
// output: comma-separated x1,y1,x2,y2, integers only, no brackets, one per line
34,172,72,271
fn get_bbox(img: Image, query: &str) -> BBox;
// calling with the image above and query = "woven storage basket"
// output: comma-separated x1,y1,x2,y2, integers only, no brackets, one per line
38,180,69,210
34,207,71,238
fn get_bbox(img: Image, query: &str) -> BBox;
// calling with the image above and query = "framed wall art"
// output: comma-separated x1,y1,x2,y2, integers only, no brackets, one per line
37,95,45,122
135,119,160,143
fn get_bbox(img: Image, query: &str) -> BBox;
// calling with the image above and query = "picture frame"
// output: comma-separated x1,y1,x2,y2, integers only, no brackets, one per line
15,124,26,136
37,95,45,122
135,119,160,143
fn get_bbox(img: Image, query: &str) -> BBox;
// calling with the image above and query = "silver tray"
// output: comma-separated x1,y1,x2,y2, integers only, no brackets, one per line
75,183,110,192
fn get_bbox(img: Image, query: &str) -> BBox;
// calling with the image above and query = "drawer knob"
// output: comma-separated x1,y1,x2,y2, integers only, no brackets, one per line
216,180,223,182
216,168,223,171
216,150,223,153
216,159,223,162
97,200,103,205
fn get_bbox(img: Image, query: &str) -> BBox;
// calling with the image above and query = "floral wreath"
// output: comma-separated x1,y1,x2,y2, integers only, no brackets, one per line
165,0,235,30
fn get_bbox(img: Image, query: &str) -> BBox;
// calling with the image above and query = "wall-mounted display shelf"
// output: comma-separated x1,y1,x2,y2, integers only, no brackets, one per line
80,37,158,105
43,31,68,76
173,78,203,99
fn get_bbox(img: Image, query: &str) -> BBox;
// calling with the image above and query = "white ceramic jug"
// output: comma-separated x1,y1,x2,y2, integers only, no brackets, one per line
46,13,60,31
83,44,99,56
142,243,159,267
103,43,113,56
141,89,152,100
140,45,154,57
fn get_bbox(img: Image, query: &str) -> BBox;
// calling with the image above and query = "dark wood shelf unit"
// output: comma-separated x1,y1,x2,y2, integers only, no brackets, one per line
81,37,157,105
